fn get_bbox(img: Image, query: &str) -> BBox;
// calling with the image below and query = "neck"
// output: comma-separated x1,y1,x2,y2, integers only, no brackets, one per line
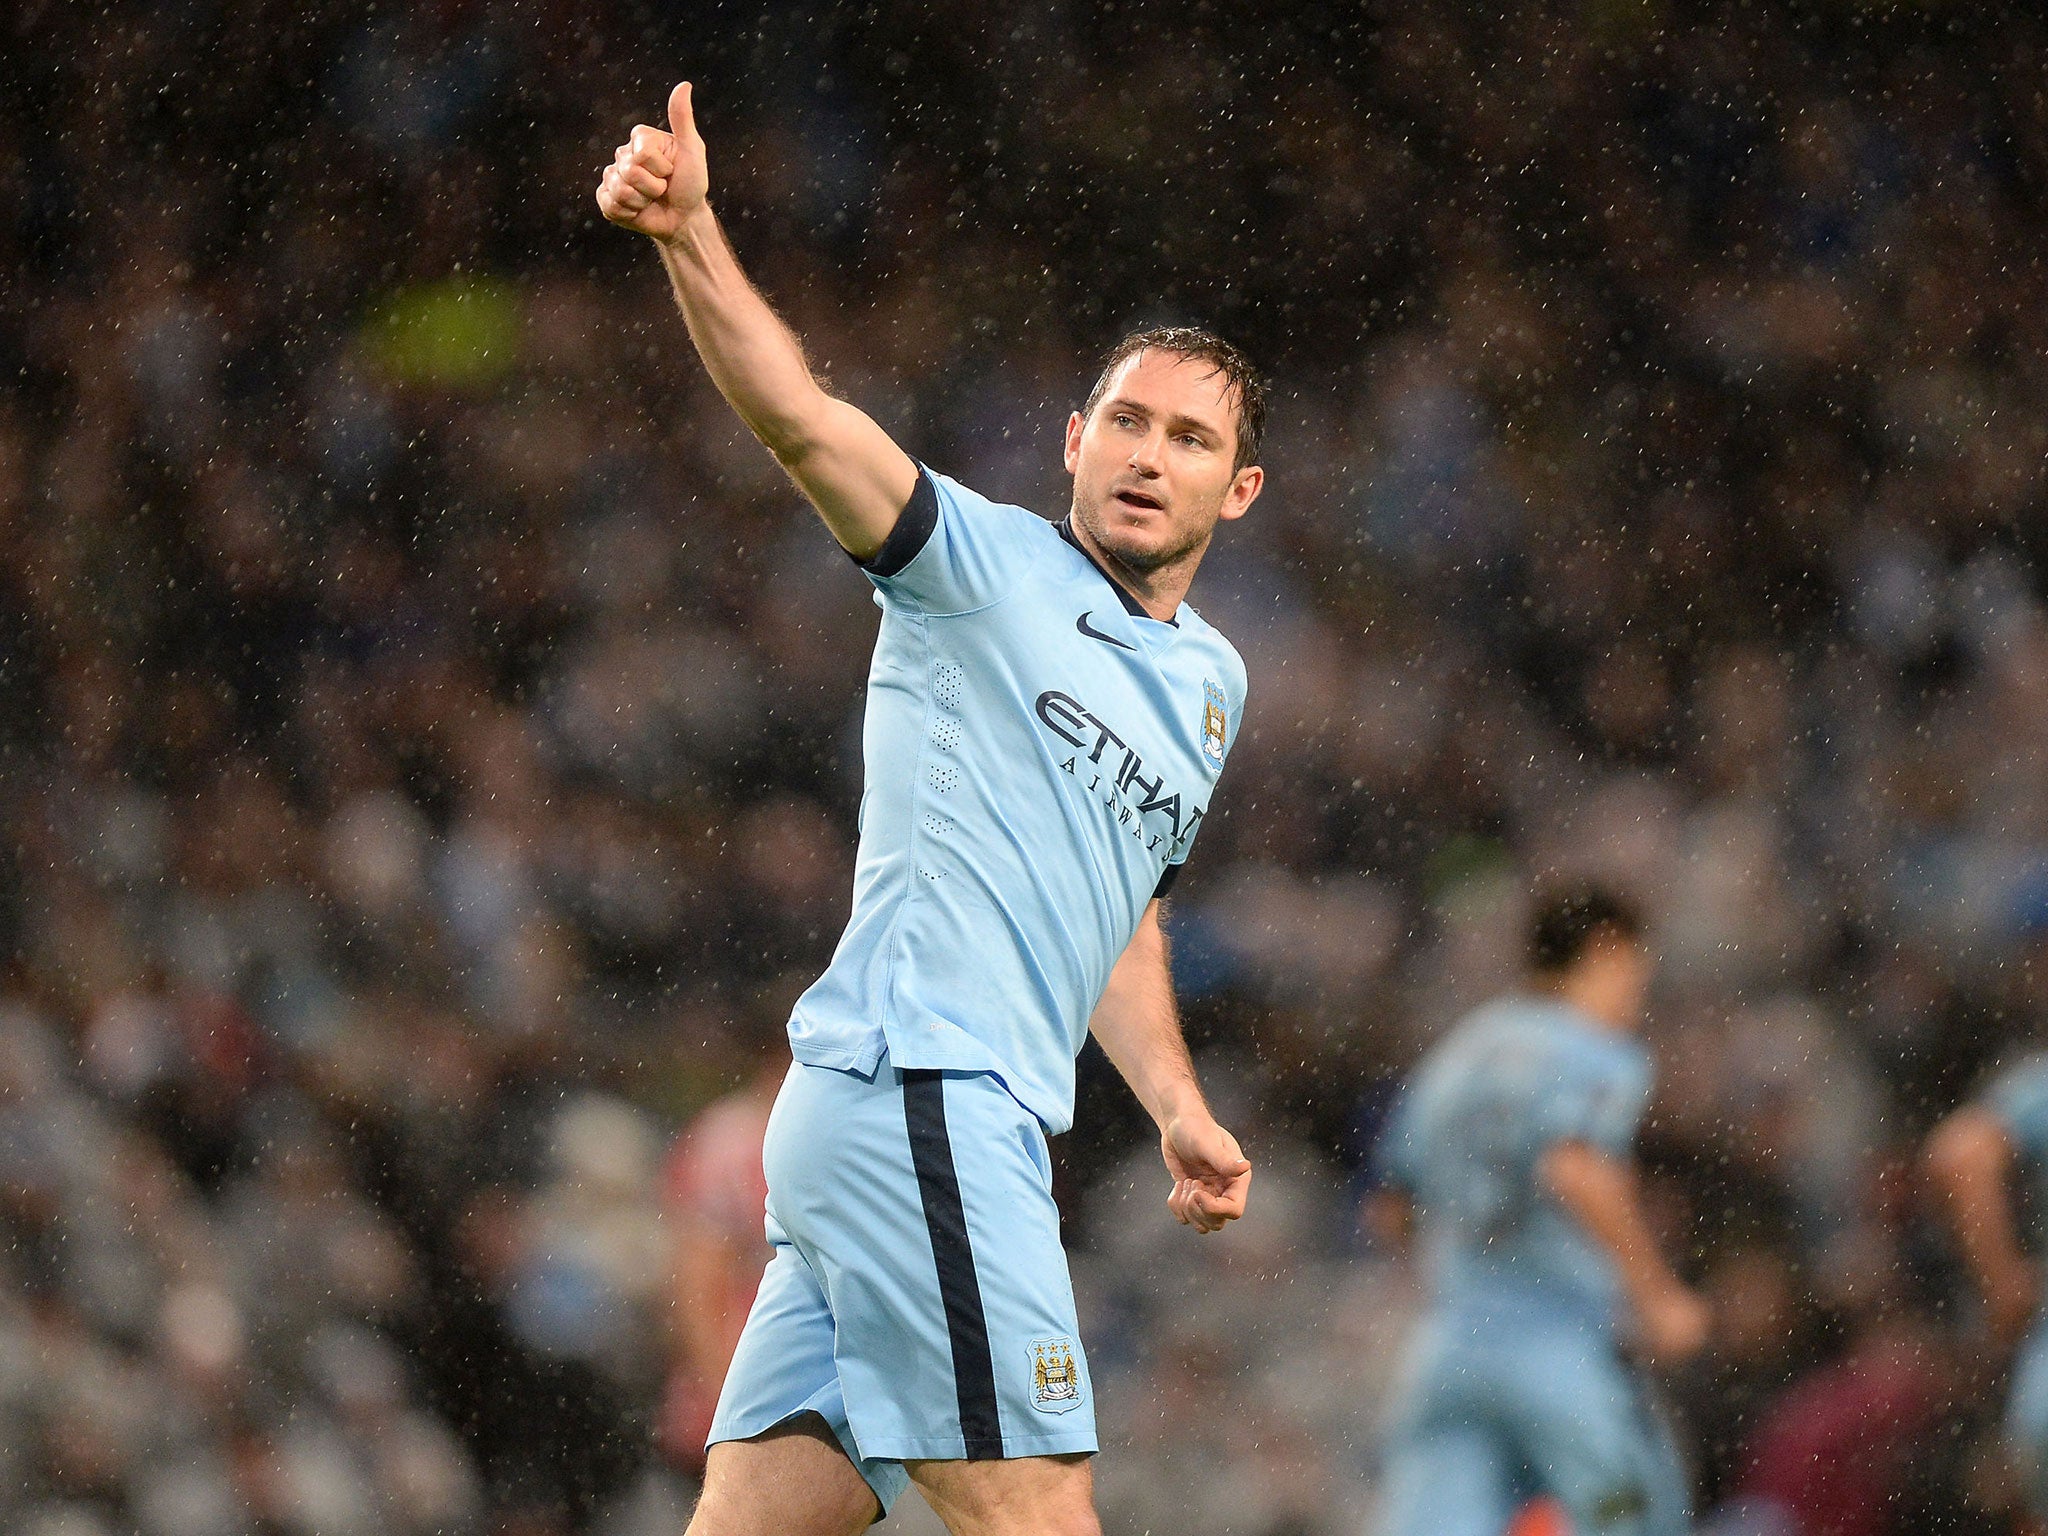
1544,973,1631,1033
1067,514,1204,621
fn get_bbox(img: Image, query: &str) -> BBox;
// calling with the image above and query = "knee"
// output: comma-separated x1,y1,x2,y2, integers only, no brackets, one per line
688,1425,882,1536
687,1483,879,1536
1030,1500,1101,1536
963,1503,1099,1536
908,1454,1100,1536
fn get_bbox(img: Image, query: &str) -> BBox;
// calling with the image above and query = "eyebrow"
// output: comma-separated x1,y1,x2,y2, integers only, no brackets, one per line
1105,397,1224,442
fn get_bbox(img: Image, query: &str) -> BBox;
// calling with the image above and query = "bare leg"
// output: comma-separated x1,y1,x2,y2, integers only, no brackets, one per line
689,1414,881,1536
907,1454,1100,1536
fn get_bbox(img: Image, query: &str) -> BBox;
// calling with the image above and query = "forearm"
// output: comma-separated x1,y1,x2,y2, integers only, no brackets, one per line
1094,905,1251,1232
1543,1142,1687,1319
600,89,913,557
1088,906,1205,1129
655,207,831,462
1928,1111,2029,1297
1952,1181,2029,1298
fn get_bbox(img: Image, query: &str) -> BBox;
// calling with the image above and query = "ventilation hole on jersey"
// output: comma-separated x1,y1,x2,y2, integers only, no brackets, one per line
924,814,954,836
931,717,961,752
918,866,945,882
928,765,959,792
934,662,964,709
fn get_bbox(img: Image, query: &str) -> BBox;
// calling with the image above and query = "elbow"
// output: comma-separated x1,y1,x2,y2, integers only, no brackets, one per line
755,413,822,468
749,387,843,468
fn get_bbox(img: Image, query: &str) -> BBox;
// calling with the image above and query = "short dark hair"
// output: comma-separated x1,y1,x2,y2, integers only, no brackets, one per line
1529,885,1645,974
1081,326,1267,472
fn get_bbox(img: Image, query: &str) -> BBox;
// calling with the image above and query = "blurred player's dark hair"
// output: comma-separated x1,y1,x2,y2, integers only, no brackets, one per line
1082,326,1267,471
1529,885,1644,974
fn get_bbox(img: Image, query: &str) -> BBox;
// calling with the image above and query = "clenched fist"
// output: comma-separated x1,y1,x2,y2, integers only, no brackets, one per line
596,81,711,244
1162,1112,1253,1235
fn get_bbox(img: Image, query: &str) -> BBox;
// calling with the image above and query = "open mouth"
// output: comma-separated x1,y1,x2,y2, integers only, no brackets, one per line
1114,489,1164,511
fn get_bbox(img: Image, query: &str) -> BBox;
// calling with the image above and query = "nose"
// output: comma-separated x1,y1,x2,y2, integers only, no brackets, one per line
1128,430,1165,477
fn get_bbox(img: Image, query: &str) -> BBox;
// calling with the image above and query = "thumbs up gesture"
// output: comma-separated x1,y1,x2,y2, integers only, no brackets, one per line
596,81,711,244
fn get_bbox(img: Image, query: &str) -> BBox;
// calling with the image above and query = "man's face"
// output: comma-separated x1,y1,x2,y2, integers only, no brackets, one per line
1063,350,1263,573
1584,935,1656,1032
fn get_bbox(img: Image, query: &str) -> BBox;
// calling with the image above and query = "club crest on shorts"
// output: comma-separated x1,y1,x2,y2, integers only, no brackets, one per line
1201,681,1228,770
1029,1337,1084,1413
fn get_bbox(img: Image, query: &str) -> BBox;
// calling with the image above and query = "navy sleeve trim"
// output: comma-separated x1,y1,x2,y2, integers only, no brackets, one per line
1152,863,1182,901
857,468,940,577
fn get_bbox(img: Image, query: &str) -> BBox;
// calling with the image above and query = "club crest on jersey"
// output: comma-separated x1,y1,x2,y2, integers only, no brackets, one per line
1201,681,1228,770
1029,1337,1084,1413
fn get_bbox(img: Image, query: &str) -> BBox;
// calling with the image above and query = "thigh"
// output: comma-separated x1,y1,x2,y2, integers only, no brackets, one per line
767,1059,1097,1466
908,1451,1097,1536
691,1415,879,1536
1512,1335,1689,1536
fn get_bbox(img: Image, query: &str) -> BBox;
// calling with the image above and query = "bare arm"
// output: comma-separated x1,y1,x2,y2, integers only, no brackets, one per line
1088,901,1251,1233
1925,1105,2038,1345
1541,1139,1707,1365
597,83,916,560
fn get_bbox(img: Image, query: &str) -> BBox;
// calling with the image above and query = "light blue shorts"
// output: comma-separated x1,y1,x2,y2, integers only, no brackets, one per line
708,1053,1097,1513
1374,1306,1689,1536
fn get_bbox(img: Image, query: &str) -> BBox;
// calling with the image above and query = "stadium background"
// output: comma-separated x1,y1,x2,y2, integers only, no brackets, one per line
4,2,2045,1532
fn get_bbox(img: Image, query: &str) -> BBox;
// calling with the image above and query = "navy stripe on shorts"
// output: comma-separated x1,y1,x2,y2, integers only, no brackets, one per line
902,1068,1005,1458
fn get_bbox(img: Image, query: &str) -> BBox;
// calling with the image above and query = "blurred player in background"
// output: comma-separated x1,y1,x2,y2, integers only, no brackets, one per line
1924,1054,2048,1523
1368,887,1708,1536
599,81,1260,1536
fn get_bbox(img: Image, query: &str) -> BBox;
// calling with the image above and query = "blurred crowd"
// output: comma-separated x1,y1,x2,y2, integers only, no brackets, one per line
4,1,2047,1532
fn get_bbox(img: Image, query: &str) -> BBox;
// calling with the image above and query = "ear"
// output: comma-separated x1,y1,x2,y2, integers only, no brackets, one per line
1063,411,1085,474
1217,464,1263,524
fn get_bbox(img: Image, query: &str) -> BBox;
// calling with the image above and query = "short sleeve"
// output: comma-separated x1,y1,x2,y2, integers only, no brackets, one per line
1536,1040,1652,1156
859,466,1049,615
1988,1058,2048,1159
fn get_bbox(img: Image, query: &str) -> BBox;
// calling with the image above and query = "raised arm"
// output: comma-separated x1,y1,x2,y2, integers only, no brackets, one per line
1925,1105,2038,1346
596,82,916,561
1088,901,1251,1234
1541,1140,1708,1366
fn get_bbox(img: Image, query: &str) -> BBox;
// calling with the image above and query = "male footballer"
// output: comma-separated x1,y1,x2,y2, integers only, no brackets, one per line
1369,888,1707,1536
598,83,1260,1536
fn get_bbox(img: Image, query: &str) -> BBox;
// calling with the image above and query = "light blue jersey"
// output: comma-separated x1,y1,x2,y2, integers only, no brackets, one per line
1378,995,1653,1334
787,467,1246,1133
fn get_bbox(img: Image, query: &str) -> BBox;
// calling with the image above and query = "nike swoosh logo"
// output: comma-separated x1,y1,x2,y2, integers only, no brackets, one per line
1076,612,1137,651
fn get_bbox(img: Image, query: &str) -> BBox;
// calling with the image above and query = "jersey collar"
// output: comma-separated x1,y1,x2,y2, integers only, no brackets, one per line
1055,516,1179,628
